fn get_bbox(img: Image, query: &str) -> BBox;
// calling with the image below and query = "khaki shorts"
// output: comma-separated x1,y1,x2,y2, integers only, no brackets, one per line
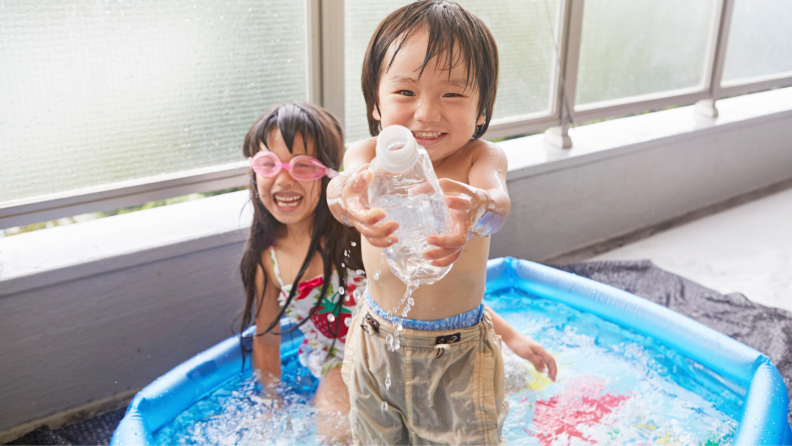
341,300,508,445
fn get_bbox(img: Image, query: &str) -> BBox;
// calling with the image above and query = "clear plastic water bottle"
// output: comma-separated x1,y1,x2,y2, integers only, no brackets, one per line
367,125,453,286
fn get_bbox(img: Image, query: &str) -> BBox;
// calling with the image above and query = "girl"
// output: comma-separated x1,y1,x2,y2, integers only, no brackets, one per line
238,102,364,444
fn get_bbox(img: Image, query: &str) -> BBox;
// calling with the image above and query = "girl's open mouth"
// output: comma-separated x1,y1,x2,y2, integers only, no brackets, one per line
273,194,303,211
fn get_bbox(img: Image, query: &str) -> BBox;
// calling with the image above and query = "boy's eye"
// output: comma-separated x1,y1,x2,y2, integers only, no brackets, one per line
397,90,415,96
443,93,462,98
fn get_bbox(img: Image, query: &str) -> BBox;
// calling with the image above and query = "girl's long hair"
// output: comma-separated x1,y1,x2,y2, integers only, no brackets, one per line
237,103,363,359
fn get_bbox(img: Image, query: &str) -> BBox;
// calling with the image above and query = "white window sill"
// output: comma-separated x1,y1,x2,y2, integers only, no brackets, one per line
1,86,791,298
499,87,792,180
0,191,254,297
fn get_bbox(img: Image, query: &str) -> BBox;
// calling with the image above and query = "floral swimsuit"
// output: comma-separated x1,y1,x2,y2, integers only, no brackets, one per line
268,247,365,378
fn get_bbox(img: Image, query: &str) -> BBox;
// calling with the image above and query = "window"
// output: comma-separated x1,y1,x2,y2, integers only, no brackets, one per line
575,0,718,107
4,0,789,229
0,0,307,204
721,0,792,86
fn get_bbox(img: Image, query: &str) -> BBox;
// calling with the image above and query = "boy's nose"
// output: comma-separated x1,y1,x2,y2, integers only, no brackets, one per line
414,99,441,123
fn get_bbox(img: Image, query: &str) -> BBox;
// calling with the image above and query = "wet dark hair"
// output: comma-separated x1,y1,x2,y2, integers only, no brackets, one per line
237,102,363,359
362,0,499,139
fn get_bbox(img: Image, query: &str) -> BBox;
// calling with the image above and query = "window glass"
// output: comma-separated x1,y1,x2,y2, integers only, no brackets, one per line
722,0,792,85
0,0,306,204
344,0,559,143
575,0,717,106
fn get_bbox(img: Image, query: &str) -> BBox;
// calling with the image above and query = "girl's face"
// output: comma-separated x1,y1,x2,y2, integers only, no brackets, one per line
255,129,323,228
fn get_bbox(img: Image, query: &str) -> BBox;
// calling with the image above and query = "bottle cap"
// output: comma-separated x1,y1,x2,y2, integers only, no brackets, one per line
375,125,418,173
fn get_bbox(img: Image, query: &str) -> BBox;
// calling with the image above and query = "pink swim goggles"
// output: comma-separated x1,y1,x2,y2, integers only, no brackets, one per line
250,152,339,181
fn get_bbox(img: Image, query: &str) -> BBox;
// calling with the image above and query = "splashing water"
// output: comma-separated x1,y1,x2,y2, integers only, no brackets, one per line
381,401,388,412
154,290,740,445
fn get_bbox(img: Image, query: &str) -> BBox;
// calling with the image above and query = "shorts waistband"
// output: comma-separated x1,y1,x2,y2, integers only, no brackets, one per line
358,297,492,349
364,291,484,331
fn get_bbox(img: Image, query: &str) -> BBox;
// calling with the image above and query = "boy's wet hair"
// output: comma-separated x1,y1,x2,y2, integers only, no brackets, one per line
362,0,499,140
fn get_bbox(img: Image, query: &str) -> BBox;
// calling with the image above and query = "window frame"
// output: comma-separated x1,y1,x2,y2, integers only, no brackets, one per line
4,0,791,230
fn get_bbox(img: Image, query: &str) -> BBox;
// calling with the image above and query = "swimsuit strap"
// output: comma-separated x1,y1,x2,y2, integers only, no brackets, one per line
267,246,286,288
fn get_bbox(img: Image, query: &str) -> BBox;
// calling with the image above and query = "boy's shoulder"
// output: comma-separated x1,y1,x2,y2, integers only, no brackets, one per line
437,138,505,183
347,136,377,153
343,137,378,172
453,138,506,169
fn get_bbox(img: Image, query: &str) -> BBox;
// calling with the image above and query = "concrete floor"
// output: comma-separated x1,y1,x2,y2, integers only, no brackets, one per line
592,186,792,313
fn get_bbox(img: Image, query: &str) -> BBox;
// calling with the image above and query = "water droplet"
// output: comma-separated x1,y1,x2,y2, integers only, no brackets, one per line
344,318,351,327
402,306,410,318
381,401,389,411
393,338,401,350
351,241,357,246
327,314,335,323
356,269,365,275
396,322,403,333
385,373,391,390
344,250,350,257
373,270,381,280
339,287,345,294
345,294,351,302
341,262,345,268
386,334,394,351
407,297,414,307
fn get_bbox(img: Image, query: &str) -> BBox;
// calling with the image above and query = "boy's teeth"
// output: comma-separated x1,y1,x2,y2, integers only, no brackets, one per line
413,131,442,139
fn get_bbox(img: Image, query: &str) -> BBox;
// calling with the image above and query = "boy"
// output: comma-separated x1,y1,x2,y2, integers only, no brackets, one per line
328,1,555,444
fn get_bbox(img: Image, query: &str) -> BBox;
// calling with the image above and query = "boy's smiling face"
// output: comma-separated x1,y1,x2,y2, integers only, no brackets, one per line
374,27,485,163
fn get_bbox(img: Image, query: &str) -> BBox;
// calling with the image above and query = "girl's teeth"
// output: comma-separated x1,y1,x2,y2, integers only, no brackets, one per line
276,196,301,207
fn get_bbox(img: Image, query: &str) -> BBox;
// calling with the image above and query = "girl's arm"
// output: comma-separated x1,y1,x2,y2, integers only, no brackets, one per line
486,307,557,381
252,262,283,394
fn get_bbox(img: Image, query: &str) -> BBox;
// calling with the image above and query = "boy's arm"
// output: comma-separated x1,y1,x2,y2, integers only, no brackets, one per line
327,139,398,247
426,141,510,266
486,307,557,381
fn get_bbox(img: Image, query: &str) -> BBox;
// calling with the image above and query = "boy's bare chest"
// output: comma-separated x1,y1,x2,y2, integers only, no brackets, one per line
432,148,475,183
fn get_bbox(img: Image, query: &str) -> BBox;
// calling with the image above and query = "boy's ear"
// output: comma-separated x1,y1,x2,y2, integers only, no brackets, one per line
476,113,485,126
372,103,382,121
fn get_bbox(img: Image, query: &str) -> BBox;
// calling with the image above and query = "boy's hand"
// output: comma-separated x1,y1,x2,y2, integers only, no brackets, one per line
336,164,399,248
506,334,558,381
424,178,489,267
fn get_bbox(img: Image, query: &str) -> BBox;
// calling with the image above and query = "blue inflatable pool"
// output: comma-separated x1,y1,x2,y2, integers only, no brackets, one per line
111,258,791,445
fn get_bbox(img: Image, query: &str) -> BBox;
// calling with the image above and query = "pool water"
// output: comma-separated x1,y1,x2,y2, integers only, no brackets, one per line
153,288,742,445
